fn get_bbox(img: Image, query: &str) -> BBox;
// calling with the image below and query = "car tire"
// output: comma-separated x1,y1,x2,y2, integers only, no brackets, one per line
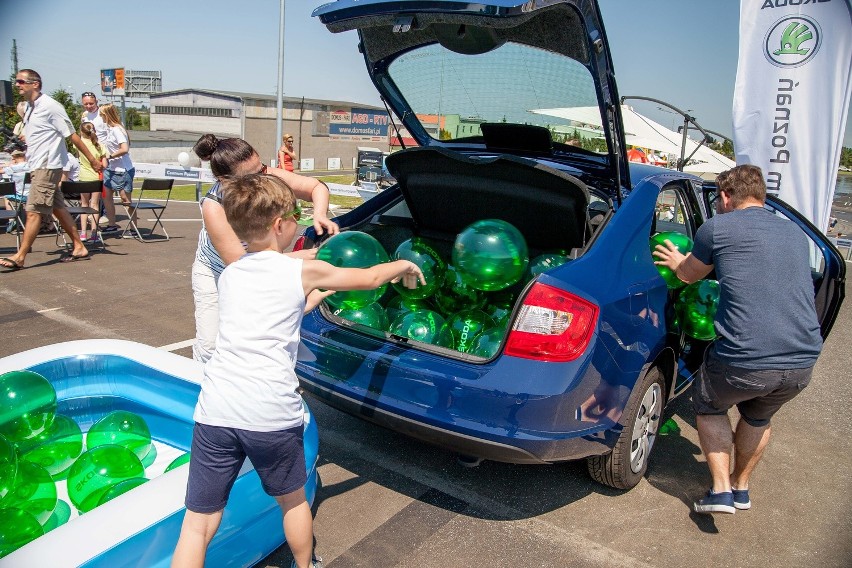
587,367,665,490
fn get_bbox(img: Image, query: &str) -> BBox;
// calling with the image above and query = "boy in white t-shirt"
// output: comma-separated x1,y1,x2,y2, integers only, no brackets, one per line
171,173,424,568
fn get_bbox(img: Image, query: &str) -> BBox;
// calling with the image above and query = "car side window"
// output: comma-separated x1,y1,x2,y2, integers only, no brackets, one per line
654,188,690,237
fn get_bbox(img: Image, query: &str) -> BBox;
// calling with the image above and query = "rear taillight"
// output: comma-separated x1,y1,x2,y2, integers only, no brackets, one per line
292,236,307,252
504,283,599,362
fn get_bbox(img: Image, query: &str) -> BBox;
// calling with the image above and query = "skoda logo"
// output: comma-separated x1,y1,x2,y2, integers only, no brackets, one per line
764,15,821,68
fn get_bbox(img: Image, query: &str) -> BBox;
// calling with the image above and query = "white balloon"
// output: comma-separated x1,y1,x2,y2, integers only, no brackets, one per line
178,152,190,167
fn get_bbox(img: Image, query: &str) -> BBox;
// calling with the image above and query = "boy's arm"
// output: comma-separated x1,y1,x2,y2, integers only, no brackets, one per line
305,289,335,313
301,259,425,298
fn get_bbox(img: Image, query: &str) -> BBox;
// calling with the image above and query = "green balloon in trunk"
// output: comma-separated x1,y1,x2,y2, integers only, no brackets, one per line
317,231,390,309
445,309,497,353
452,219,529,291
433,265,485,316
334,302,389,331
389,309,451,346
392,238,446,299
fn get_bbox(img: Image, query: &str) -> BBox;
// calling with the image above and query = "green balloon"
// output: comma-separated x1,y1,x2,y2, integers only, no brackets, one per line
164,453,191,472
433,265,485,316
42,499,71,533
317,231,390,309
86,411,153,463
649,231,694,289
676,280,720,341
383,295,433,325
2,461,57,525
0,371,57,444
67,445,145,513
452,219,529,291
0,435,16,502
528,252,570,279
0,507,43,558
392,238,446,300
468,327,505,358
97,477,149,506
445,309,497,353
19,414,83,480
389,309,449,345
333,302,389,331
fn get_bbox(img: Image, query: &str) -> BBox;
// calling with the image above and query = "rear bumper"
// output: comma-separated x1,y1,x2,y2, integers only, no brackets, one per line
299,375,618,464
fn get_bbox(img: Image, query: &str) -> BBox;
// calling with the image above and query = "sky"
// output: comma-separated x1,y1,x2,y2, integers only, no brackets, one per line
1,0,850,147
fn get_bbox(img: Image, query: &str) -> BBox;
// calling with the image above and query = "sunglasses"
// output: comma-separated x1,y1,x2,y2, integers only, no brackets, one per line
281,203,302,222
15,79,37,85
256,164,268,175
81,92,96,98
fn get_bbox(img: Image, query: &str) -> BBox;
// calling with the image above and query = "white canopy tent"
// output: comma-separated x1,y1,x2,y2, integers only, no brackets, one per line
530,105,735,174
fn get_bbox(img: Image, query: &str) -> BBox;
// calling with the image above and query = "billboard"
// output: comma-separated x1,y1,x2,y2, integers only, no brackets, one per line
101,68,125,96
329,108,389,142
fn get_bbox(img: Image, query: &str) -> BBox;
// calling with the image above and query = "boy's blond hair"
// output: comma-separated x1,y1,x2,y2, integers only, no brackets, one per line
221,174,296,242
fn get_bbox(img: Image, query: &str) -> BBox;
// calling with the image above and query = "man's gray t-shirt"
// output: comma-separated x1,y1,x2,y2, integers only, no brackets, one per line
691,206,822,369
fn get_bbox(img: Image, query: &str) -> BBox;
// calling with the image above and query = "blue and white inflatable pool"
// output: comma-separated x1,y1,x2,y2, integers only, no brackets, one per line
0,340,320,567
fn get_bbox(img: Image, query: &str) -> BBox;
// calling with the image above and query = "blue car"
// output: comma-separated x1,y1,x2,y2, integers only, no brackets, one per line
295,0,846,489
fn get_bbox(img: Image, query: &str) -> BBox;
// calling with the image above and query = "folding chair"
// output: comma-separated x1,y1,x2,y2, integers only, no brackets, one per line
119,178,174,242
57,180,107,250
0,181,25,250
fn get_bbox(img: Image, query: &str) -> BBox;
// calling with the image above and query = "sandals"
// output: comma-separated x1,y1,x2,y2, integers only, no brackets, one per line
0,257,24,272
59,253,91,263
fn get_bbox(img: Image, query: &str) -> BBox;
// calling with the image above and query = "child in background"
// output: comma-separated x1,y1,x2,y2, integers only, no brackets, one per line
0,150,30,231
77,122,108,241
171,173,424,568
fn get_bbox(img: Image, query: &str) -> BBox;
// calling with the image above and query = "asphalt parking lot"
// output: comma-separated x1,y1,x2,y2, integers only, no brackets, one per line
0,200,849,567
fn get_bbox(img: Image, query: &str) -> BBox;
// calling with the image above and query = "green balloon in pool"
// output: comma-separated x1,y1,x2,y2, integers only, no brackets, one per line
97,477,149,506
42,499,71,533
19,414,83,480
433,265,485,316
468,327,506,359
86,411,153,463
452,219,529,292
333,302,389,331
445,309,497,353
676,279,720,341
0,507,43,559
2,461,57,525
649,231,694,289
165,453,191,472
0,370,57,444
67,445,145,513
389,309,451,346
392,238,446,300
0,434,16,501
317,231,390,309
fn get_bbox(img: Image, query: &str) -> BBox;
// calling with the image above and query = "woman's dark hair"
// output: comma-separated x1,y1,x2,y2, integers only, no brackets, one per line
192,134,256,178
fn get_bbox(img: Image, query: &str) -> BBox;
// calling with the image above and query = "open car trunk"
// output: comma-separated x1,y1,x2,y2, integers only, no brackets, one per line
319,147,594,357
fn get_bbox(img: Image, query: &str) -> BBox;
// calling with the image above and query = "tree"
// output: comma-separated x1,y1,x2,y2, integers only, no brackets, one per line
50,88,82,152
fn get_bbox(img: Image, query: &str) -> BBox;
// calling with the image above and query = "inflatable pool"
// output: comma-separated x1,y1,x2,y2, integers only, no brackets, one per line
0,340,320,567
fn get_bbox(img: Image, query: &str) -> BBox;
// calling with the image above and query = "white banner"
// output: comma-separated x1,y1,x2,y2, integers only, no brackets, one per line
134,162,217,184
733,0,852,233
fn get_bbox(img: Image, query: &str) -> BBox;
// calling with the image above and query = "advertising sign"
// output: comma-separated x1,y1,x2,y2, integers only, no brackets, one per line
733,1,852,233
101,68,126,96
329,108,390,142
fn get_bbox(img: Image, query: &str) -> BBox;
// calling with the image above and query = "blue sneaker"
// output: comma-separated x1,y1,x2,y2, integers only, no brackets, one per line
693,489,735,514
732,488,751,510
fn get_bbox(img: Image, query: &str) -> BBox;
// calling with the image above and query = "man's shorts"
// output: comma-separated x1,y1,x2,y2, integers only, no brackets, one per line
104,168,135,192
185,422,306,514
692,348,813,427
25,168,66,215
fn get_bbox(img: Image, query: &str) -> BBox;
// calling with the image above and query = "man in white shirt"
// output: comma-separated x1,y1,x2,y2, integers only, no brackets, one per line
0,69,102,271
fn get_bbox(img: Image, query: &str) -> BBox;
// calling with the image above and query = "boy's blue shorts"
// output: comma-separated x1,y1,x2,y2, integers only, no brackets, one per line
185,422,306,513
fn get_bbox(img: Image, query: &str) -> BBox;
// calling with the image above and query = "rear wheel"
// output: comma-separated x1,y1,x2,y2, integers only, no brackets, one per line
587,367,665,489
